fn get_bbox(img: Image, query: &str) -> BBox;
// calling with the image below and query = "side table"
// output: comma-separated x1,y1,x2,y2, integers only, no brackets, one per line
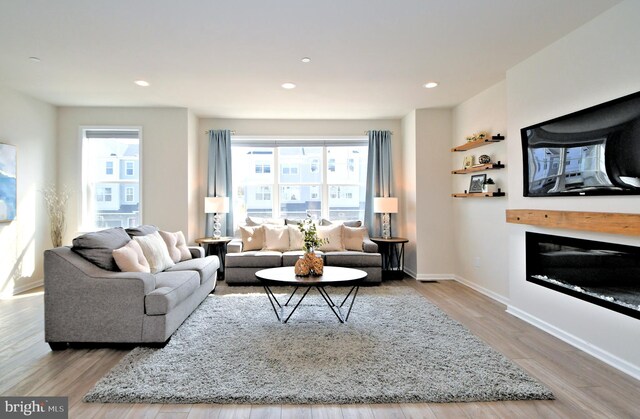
195,237,232,280
369,237,409,280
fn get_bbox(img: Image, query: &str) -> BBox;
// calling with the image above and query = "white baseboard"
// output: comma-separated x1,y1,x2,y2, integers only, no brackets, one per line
507,305,640,381
10,278,43,296
453,275,510,306
416,274,455,281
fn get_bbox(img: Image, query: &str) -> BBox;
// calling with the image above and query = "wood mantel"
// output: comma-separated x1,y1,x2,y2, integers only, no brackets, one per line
506,209,640,236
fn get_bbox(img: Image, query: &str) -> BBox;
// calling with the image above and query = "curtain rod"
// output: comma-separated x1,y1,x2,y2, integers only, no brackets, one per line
204,130,237,134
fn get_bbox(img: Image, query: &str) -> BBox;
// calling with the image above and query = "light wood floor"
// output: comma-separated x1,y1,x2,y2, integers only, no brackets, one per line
1,279,639,419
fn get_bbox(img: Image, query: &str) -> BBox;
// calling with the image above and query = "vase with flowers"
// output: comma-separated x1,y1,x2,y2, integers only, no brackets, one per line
294,216,328,276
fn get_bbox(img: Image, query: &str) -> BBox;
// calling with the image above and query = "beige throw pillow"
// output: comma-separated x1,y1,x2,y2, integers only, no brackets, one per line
288,224,304,250
159,230,193,263
240,225,265,251
263,224,290,252
133,232,175,273
112,240,151,273
343,226,366,251
245,216,285,226
317,224,345,252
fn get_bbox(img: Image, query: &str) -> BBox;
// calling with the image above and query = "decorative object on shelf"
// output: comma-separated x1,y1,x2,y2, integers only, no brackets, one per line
492,133,505,140
463,155,474,169
374,197,398,239
0,142,17,223
469,174,487,193
478,154,491,164
205,196,229,239
42,185,70,247
465,131,489,143
482,178,498,193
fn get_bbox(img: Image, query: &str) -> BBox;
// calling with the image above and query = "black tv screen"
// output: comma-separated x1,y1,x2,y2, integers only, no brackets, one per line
521,91,640,197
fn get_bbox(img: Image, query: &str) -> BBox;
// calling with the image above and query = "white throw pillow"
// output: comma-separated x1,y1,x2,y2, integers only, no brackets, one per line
133,232,175,273
263,225,290,252
240,225,265,251
159,230,192,263
288,225,304,250
343,226,366,251
245,216,285,226
317,224,345,252
112,240,151,273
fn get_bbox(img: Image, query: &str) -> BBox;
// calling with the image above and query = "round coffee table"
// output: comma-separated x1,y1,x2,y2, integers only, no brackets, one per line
255,266,367,323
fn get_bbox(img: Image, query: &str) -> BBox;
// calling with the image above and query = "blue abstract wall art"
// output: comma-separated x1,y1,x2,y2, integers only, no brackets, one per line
0,143,17,222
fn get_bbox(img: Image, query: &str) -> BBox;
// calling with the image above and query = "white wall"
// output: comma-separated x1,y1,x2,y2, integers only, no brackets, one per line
400,111,417,275
413,109,455,279
451,81,509,301
0,85,56,296
197,118,402,238
187,110,200,241
57,107,195,242
506,0,640,378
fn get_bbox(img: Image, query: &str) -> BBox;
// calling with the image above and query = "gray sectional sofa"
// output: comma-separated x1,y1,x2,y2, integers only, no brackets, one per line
44,226,219,349
225,219,382,285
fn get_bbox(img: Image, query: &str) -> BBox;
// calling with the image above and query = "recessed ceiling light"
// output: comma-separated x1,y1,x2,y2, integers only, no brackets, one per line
134,80,150,87
281,82,296,89
28,56,41,62
301,57,311,63
423,82,439,89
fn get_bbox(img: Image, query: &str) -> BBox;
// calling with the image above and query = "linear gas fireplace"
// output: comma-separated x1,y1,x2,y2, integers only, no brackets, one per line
525,232,640,320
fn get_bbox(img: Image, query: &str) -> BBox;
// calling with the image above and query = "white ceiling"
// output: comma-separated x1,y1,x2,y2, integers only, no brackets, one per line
0,0,621,119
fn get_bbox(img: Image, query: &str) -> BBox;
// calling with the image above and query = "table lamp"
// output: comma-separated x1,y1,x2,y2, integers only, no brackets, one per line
205,196,229,239
373,197,398,239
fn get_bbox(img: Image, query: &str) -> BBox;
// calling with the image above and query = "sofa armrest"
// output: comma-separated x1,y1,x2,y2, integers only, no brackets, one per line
363,237,378,253
44,247,157,343
227,238,243,253
188,246,205,259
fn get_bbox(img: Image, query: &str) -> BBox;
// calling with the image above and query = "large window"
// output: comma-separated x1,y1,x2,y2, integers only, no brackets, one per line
232,138,367,228
81,128,141,230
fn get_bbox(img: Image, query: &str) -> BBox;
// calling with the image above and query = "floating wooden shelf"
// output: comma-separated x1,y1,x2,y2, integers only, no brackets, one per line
452,192,506,198
452,163,505,174
506,209,640,236
451,135,505,152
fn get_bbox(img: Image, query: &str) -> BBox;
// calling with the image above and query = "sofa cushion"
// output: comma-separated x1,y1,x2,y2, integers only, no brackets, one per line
126,224,159,237
240,225,265,251
245,216,285,226
320,219,362,228
343,226,366,252
134,232,175,274
263,225,290,251
112,240,151,273
282,250,324,266
225,251,282,268
159,230,192,263
71,227,131,271
145,271,200,315
166,255,220,284
325,251,381,268
317,224,345,252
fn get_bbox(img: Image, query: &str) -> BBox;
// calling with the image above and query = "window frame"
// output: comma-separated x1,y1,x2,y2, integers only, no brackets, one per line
79,126,143,232
232,136,367,224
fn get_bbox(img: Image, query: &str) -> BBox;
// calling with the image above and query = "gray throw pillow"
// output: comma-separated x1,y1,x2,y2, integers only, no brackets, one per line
320,218,362,228
284,218,304,225
125,224,159,237
72,227,132,271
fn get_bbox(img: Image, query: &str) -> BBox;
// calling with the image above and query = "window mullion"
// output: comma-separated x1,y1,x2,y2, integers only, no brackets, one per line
273,148,279,218
322,146,329,219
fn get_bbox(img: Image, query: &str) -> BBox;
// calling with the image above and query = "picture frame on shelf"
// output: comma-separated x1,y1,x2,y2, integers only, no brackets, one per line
463,155,474,169
469,174,486,193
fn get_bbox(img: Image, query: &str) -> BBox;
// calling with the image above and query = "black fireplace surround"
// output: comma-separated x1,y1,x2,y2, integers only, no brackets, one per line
526,232,640,320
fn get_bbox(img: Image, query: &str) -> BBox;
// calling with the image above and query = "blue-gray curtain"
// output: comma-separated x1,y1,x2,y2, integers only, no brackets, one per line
364,130,393,237
206,129,234,237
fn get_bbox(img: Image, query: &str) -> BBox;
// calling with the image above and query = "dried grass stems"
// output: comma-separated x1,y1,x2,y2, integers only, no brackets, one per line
42,185,70,247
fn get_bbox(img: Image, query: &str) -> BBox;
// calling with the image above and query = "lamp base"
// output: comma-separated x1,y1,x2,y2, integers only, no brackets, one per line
212,214,222,239
382,213,391,239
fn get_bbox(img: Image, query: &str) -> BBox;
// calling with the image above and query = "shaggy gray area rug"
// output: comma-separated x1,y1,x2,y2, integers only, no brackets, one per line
84,286,554,404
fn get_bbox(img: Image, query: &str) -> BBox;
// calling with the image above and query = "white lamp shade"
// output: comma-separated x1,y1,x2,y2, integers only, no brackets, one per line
373,197,398,213
205,196,229,214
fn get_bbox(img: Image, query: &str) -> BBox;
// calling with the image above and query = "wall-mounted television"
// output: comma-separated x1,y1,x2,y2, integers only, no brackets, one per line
521,91,640,197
